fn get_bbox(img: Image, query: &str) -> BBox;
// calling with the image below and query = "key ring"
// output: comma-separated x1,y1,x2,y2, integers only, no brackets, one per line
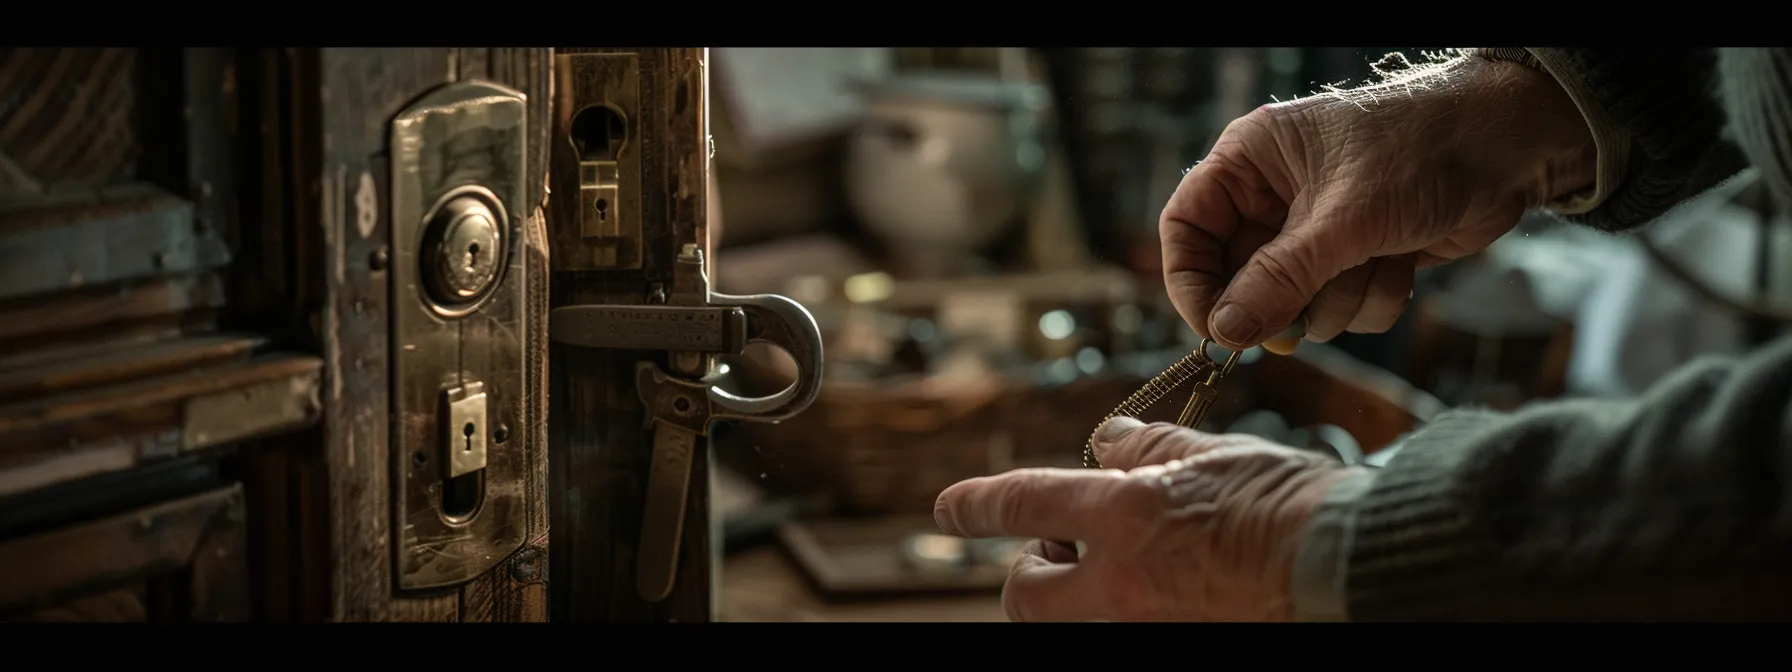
1194,337,1242,377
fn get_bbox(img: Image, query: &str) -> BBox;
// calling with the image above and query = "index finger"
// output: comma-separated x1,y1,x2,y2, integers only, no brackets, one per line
933,468,1128,542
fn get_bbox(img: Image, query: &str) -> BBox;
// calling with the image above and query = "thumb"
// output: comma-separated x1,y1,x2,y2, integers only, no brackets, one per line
1208,211,1373,350
1091,418,1225,471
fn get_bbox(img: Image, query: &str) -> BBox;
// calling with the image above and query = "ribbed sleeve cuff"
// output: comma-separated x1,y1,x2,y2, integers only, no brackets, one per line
1291,467,1375,622
1343,410,1506,621
1471,47,1632,215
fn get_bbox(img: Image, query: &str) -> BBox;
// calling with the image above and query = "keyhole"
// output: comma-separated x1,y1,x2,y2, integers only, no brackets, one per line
442,419,484,521
465,242,480,271
594,197,609,221
570,105,628,161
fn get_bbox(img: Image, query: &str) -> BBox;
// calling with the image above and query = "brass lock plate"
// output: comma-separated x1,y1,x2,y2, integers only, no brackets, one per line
555,52,643,271
389,80,530,591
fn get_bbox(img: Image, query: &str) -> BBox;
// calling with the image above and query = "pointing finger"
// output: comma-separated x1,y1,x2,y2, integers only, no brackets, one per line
934,468,1128,542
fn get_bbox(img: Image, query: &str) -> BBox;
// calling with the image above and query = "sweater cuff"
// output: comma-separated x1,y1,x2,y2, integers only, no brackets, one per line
1343,409,1507,620
1472,48,1632,214
1291,466,1375,622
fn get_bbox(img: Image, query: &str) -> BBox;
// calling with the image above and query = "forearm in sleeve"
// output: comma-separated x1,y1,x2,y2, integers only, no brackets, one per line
1475,48,1750,231
1344,334,1792,621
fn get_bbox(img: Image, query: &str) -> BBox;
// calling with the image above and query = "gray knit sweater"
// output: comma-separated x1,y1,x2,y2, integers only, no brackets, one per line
1296,48,1792,621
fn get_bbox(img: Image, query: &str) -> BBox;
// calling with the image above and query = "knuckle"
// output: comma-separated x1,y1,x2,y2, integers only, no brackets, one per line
1130,422,1186,453
1252,247,1314,305
995,480,1032,534
1106,476,1169,536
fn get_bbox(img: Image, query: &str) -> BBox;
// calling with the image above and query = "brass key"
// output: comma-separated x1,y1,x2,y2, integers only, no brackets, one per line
1083,338,1241,469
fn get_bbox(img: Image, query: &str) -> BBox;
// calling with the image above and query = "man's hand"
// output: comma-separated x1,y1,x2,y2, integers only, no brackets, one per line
932,417,1354,622
1163,54,1598,351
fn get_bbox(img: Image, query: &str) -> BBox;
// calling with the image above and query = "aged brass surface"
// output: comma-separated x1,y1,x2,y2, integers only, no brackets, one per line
557,52,643,271
388,79,530,591
444,382,489,480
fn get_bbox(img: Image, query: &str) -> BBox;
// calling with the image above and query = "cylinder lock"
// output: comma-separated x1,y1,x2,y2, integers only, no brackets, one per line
420,187,507,312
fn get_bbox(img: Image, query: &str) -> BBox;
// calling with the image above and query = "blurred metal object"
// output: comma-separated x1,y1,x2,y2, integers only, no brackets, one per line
900,532,970,574
898,532,1028,575
844,73,1049,277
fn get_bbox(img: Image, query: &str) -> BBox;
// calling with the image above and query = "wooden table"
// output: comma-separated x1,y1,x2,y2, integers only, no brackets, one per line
720,545,1006,622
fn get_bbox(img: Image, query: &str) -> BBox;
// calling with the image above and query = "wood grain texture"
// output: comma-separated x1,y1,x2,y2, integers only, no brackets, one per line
301,47,458,622
0,484,248,621
0,48,140,197
0,273,224,364
0,186,231,306
549,48,711,622
0,354,322,498
0,334,261,404
461,534,548,622
17,585,149,622
297,47,552,622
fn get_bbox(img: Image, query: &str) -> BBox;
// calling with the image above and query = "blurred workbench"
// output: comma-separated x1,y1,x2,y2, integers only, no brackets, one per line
720,546,1006,622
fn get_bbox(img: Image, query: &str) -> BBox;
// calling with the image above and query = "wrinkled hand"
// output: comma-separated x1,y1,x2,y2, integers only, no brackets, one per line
1163,55,1597,352
933,417,1355,622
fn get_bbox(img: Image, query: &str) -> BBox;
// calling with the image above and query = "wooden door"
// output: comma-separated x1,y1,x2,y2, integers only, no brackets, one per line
0,47,555,622
0,46,778,622
264,47,554,622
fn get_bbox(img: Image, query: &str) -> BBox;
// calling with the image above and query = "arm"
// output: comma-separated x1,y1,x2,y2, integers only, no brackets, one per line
1335,335,1792,620
1287,49,1756,621
1475,48,1750,230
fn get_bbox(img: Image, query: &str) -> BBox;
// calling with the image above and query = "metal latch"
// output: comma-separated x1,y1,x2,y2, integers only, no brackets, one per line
550,245,824,602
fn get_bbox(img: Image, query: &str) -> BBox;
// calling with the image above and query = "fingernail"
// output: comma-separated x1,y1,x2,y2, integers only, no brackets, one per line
933,496,960,536
1211,303,1263,346
1094,416,1144,445
1262,323,1306,355
1272,322,1306,341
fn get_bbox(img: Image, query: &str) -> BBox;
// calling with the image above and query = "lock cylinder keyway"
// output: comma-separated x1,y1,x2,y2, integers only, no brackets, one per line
420,186,509,315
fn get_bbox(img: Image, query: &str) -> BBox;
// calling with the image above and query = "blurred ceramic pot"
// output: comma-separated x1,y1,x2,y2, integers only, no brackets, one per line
844,73,1048,277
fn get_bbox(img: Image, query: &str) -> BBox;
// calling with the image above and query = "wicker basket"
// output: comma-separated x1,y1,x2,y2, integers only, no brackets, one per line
738,372,1143,516
733,344,1440,517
